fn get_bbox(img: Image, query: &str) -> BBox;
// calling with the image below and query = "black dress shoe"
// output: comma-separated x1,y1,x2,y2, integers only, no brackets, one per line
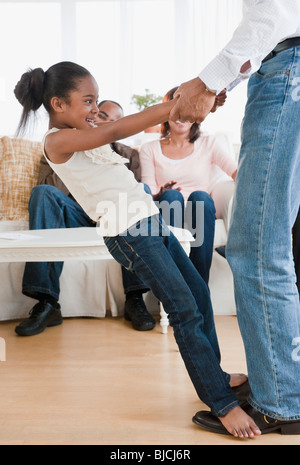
215,245,226,258
15,300,63,336
193,410,231,435
232,379,251,407
193,403,300,436
124,295,156,331
242,403,300,435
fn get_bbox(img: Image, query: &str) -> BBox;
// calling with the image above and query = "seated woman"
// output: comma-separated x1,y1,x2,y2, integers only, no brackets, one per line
139,86,237,285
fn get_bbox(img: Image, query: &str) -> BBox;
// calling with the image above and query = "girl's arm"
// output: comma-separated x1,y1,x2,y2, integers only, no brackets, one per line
46,100,176,163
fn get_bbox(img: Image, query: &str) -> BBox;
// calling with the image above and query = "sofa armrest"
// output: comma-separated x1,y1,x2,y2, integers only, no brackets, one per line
0,136,43,222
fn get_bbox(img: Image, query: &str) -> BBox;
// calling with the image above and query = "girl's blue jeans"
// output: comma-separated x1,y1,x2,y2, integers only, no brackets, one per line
104,214,239,417
227,47,300,420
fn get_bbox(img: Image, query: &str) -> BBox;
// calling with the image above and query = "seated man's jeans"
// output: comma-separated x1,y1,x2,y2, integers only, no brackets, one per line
22,185,149,301
227,47,300,420
104,214,239,417
156,189,215,285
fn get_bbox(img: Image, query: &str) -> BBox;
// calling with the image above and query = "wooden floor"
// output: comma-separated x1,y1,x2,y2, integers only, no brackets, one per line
0,315,299,446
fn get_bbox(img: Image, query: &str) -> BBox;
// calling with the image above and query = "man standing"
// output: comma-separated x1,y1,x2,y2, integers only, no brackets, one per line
171,0,300,435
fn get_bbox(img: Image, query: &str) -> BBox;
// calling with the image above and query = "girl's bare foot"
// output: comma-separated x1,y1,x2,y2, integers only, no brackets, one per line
219,406,261,438
193,373,258,438
229,373,248,388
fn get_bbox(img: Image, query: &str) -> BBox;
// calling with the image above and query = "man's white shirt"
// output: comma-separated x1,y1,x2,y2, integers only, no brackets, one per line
199,0,300,94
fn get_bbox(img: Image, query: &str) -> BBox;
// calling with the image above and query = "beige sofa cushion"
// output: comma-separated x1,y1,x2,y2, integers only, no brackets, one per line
0,136,42,221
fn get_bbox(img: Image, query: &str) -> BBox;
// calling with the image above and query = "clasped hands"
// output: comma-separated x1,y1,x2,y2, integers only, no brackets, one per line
170,77,226,124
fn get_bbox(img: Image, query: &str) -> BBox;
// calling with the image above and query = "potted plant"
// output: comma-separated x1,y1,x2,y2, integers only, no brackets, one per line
131,89,163,133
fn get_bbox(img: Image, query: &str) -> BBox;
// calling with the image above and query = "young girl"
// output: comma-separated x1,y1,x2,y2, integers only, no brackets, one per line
14,61,260,438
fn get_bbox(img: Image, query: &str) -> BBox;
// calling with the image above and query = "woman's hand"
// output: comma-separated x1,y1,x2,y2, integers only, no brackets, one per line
153,181,181,200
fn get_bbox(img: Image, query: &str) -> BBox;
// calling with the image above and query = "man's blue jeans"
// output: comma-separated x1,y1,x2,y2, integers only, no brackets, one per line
293,208,300,294
104,214,239,417
157,189,216,284
22,185,148,301
227,47,300,420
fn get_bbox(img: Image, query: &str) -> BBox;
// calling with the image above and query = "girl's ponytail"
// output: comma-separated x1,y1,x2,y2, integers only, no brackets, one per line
14,67,45,135
15,61,91,136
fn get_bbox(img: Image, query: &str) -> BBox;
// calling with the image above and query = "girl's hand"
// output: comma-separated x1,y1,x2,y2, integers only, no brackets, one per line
210,89,227,113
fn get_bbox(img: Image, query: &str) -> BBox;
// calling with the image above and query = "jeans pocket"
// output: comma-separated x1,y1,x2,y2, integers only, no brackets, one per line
256,69,288,79
257,49,294,79
104,237,134,271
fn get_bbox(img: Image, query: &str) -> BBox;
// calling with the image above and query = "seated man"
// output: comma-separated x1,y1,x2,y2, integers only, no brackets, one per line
15,100,156,336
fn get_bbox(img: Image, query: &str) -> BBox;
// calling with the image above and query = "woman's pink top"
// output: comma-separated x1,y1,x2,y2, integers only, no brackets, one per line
139,135,238,202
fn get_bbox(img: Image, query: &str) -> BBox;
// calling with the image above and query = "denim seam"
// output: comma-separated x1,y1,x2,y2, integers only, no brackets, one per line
217,400,240,418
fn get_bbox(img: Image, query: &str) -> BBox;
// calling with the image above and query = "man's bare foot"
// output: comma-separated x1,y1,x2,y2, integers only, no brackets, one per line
229,373,248,388
219,406,261,438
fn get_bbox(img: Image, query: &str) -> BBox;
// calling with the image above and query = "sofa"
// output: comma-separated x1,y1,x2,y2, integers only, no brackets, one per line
0,134,237,322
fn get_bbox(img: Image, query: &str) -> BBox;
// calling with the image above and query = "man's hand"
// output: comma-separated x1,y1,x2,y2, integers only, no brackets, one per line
170,77,216,124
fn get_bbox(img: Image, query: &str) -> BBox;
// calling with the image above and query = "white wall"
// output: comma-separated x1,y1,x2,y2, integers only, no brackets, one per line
0,0,246,144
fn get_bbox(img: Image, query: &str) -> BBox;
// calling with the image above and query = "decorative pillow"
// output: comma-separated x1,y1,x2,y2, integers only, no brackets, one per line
0,136,43,221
